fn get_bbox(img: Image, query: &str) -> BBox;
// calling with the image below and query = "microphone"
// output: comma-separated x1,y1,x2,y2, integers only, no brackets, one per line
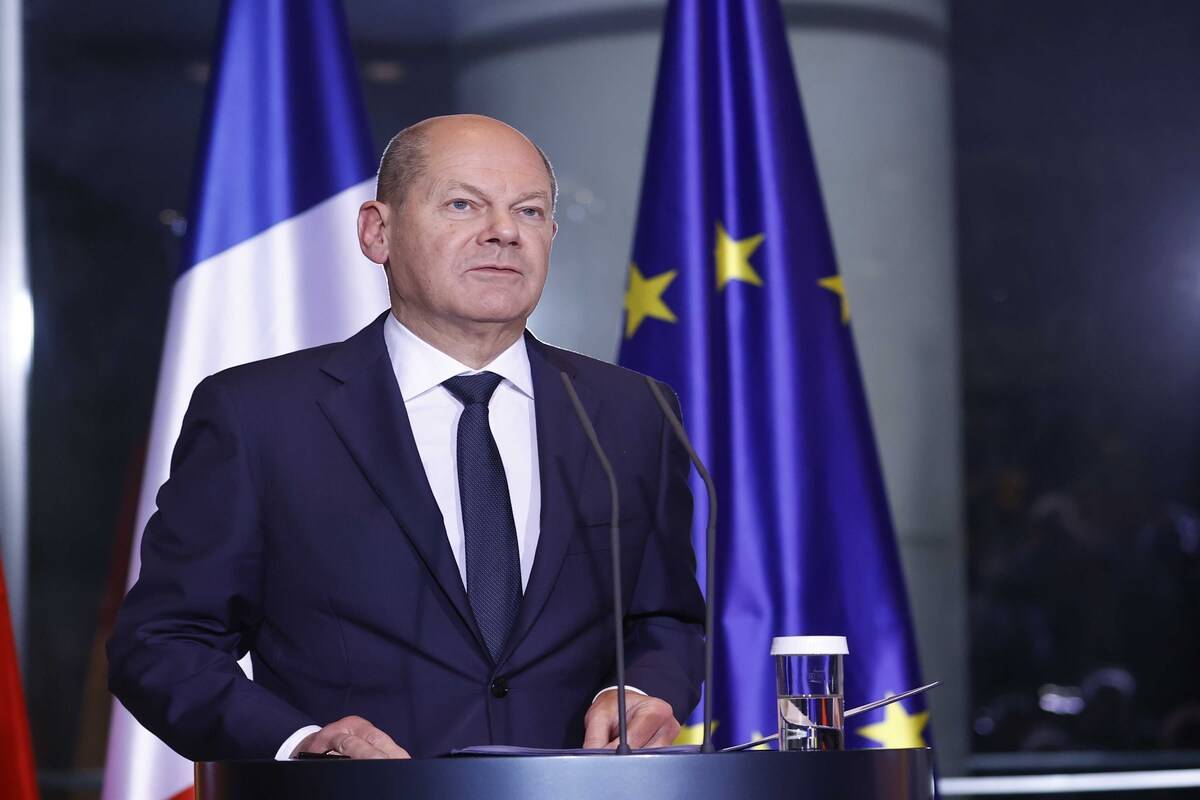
559,371,631,755
643,377,718,754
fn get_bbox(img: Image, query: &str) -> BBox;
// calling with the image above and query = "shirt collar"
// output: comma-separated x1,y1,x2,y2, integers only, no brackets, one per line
383,311,534,402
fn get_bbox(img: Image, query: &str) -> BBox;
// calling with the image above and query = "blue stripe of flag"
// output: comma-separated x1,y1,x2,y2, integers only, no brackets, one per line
181,0,375,271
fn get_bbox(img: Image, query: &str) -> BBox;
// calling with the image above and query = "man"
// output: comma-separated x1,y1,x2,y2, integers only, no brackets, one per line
108,115,705,760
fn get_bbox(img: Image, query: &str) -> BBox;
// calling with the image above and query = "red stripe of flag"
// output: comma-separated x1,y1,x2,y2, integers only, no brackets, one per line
0,563,38,800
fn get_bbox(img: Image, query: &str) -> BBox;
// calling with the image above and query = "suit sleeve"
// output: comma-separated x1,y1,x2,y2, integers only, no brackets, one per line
107,376,314,761
619,383,706,722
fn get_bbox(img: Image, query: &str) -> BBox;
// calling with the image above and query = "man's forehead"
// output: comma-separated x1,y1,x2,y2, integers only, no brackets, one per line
429,146,542,170
426,133,541,168
423,146,551,194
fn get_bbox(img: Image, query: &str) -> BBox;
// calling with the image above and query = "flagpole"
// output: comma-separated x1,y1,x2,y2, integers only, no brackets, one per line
0,0,31,663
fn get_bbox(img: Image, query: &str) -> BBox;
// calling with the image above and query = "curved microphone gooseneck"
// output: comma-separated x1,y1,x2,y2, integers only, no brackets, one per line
559,372,631,755
644,376,718,755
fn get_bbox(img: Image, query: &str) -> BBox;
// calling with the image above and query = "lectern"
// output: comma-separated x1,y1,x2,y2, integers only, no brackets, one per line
197,748,933,799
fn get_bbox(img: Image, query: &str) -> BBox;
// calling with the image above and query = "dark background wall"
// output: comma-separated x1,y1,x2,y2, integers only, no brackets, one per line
17,0,1200,795
955,0,1200,760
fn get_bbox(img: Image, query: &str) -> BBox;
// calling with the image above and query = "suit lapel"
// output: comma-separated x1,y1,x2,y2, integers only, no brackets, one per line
316,313,486,654
502,332,601,660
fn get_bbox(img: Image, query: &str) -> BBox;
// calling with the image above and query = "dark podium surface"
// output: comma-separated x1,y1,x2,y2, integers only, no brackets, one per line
197,748,934,799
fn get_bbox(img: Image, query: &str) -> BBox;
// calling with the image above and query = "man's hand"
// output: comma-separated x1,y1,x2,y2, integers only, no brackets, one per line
294,715,410,759
583,689,680,749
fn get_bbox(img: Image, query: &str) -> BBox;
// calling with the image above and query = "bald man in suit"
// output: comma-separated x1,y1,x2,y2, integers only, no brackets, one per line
108,115,705,760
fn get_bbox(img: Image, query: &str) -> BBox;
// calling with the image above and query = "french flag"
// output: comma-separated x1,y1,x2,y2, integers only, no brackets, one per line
102,2,384,798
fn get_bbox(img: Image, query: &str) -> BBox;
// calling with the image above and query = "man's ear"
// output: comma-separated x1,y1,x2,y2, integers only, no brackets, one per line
357,200,391,265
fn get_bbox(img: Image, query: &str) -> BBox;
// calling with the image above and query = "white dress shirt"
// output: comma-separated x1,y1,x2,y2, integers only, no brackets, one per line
383,313,542,590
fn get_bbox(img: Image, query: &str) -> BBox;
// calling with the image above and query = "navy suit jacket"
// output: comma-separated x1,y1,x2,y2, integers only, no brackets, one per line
108,312,705,760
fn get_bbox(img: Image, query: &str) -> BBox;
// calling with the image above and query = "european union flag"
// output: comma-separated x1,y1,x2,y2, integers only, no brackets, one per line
619,0,930,751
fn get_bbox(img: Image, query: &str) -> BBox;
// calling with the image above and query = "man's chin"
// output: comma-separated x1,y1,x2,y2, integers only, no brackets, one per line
457,295,539,327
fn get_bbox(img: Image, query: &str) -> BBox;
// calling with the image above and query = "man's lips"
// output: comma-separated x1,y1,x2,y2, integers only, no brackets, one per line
467,264,522,275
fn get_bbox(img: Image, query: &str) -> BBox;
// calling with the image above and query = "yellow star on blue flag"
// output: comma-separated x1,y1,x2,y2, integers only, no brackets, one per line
623,262,678,339
715,222,764,289
855,701,930,749
817,274,850,323
673,720,718,746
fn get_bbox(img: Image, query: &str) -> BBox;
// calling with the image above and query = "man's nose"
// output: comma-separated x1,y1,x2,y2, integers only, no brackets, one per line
479,207,520,247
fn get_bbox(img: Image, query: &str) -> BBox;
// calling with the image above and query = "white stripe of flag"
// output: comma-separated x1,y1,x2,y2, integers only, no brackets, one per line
101,1,384,797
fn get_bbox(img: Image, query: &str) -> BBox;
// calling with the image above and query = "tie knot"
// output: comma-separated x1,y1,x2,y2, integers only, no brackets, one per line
443,372,503,406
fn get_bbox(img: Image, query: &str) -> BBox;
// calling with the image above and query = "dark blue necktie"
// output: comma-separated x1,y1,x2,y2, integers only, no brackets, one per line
443,372,522,663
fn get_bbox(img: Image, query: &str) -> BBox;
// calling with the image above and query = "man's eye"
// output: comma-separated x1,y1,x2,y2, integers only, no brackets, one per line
519,207,543,218
450,200,470,211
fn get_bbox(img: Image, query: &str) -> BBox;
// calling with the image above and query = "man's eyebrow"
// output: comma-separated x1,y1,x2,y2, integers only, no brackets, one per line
511,190,550,206
434,182,550,207
438,180,489,199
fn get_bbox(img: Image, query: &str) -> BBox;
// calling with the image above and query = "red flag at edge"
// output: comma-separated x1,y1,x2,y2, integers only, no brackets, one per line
0,562,38,800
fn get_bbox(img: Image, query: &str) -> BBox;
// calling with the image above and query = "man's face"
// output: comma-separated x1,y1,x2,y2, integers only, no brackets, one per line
384,121,556,334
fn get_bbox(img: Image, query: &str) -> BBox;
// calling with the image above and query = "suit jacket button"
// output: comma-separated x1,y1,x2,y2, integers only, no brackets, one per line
490,678,509,698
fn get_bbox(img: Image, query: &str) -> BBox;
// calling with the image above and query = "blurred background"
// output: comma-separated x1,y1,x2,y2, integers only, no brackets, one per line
2,0,1199,797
